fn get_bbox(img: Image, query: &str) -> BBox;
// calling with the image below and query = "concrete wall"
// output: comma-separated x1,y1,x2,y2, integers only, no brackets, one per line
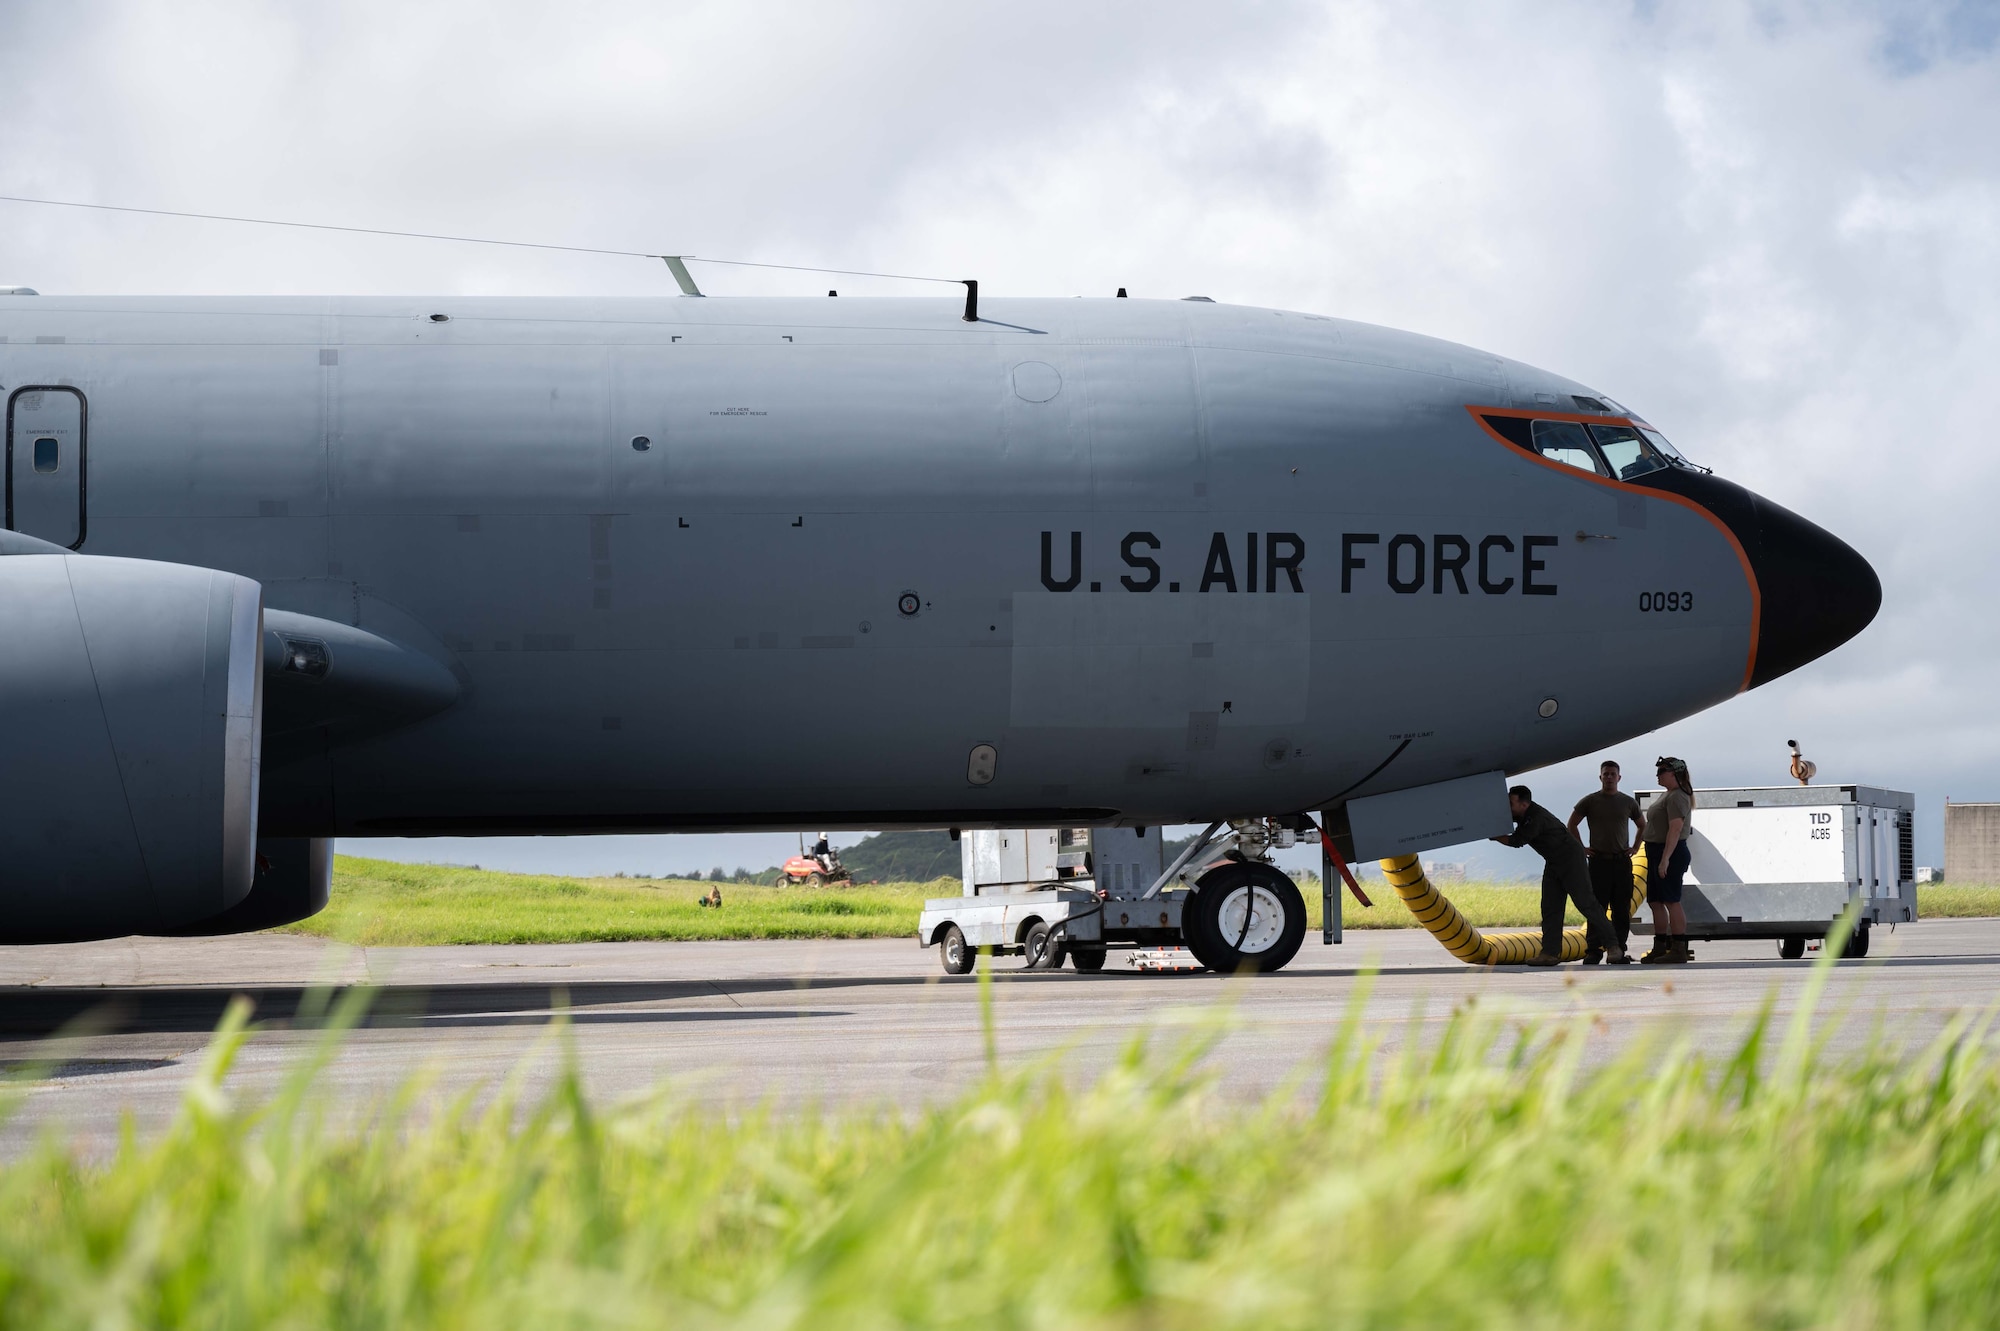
1944,803,2000,883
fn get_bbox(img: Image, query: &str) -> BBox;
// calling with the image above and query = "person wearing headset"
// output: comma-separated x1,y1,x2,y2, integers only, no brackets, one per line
1640,757,1696,965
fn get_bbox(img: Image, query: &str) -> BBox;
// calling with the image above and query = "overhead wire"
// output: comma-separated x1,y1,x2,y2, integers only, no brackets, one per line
0,193,659,259
651,256,961,285
0,193,965,287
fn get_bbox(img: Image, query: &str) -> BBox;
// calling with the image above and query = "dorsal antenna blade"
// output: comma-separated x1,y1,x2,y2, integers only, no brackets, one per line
661,256,704,297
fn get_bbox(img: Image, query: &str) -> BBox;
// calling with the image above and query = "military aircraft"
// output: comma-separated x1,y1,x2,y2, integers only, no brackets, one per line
0,285,1878,948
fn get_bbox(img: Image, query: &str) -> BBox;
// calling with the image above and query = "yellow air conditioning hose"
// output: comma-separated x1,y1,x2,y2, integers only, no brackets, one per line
1380,849,1651,965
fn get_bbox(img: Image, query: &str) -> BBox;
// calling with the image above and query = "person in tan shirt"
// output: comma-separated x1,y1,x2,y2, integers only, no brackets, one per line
1568,761,1645,964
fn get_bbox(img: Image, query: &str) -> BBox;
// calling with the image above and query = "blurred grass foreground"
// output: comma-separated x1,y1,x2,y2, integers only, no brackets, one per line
292,856,2000,946
5,971,2000,1327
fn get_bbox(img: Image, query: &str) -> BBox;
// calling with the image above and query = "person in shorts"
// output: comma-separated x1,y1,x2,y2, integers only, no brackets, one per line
1569,761,1645,964
1640,757,1695,965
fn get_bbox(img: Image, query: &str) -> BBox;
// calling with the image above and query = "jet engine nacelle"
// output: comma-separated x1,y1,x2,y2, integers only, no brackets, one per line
0,546,263,942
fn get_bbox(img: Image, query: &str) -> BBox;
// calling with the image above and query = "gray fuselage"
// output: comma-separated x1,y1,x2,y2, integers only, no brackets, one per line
0,294,1877,836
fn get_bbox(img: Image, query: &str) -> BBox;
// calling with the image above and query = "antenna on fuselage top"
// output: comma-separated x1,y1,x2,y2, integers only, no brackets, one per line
660,256,703,296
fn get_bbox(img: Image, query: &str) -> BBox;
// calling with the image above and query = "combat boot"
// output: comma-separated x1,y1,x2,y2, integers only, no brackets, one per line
1660,934,1690,965
1638,936,1669,964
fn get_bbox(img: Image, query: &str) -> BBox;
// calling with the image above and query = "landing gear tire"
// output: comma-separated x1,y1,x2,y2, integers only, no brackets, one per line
1023,920,1065,970
1183,863,1307,975
1069,946,1107,972
940,924,974,975
1778,935,1806,960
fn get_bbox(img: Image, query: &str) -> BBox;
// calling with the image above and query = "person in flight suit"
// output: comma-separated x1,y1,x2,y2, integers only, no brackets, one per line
1568,761,1646,964
1493,784,1625,966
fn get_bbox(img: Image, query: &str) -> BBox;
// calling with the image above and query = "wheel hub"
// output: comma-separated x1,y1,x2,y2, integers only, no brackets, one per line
1216,885,1285,953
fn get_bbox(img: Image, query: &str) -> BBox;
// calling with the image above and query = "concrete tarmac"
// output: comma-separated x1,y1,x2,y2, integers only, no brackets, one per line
1,919,1996,1153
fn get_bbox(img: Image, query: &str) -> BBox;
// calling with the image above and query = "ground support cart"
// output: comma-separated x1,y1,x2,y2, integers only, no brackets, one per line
917,822,1317,975
917,886,1184,974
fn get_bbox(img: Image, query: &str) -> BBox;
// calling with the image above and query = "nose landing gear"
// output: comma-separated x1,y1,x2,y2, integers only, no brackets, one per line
1182,862,1308,974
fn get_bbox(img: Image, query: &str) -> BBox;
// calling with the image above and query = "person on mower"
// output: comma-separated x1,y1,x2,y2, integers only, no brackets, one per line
811,834,835,874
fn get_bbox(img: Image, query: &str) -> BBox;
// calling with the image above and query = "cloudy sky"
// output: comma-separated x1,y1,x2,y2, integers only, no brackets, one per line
2,0,1993,874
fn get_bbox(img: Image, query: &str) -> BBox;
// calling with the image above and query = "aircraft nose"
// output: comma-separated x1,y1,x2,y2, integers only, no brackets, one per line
1732,491,1881,688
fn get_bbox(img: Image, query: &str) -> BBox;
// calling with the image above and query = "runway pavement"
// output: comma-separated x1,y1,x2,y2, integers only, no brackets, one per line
1,918,1996,1153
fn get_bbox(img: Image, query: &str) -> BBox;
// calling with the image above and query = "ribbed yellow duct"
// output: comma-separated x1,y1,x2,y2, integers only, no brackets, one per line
1380,849,1651,965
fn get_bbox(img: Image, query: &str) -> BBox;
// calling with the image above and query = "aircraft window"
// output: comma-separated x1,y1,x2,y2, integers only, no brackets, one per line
1638,427,1691,466
32,437,58,473
1479,414,1534,449
1528,420,1605,475
1587,424,1667,479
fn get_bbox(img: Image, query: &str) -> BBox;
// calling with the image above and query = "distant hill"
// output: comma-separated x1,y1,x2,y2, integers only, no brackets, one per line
836,829,961,884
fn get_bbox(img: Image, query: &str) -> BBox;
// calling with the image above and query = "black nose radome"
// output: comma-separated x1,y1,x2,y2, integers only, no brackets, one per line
1738,492,1880,686
1633,470,1880,689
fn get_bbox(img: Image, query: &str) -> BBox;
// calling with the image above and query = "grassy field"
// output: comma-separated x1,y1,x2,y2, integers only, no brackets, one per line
4,960,2000,1327
285,858,948,946
1912,885,2000,918
292,857,2000,945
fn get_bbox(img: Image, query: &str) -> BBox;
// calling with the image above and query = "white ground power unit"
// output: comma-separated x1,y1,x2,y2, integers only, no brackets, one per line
1636,785,1915,960
921,828,1178,975
918,821,1318,976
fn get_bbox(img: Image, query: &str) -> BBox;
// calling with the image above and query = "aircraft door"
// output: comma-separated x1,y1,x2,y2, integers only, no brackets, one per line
7,386,86,548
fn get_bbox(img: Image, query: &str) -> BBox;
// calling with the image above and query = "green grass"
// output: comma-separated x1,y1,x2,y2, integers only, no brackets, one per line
290,859,2000,946
295,858,1574,946
285,857,947,945
1915,885,2000,918
5,953,2000,1327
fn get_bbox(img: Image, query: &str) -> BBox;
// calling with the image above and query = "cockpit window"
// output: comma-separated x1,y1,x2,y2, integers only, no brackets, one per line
1637,427,1691,465
1586,423,1667,479
1529,420,1605,476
